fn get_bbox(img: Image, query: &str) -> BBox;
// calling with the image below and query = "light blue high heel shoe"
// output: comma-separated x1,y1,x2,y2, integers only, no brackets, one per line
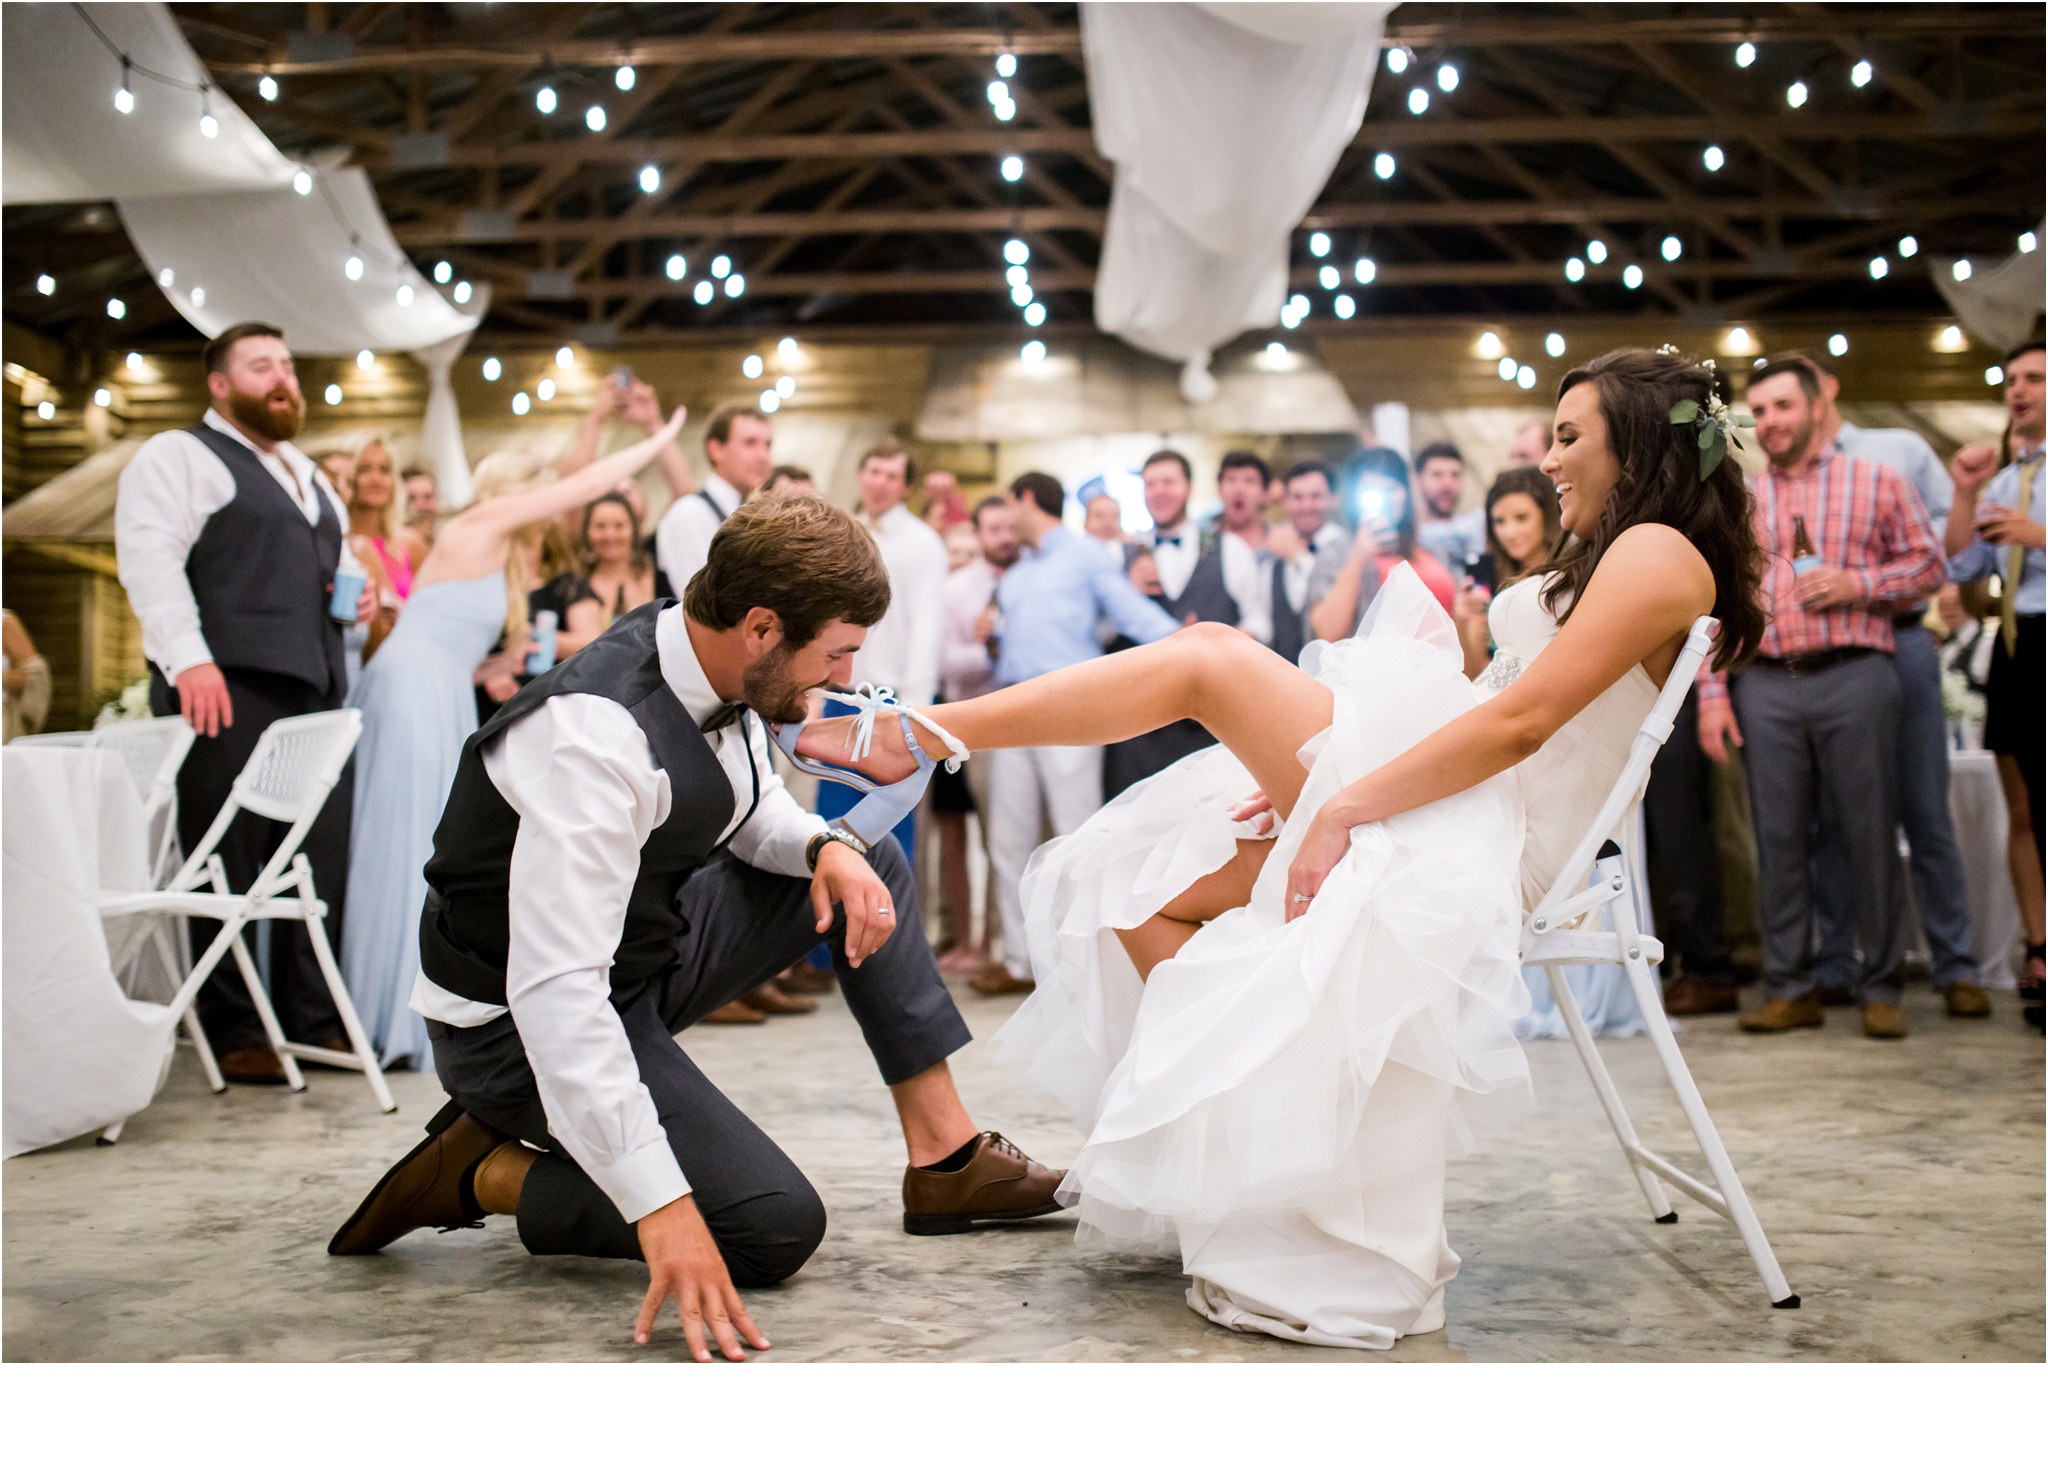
770,682,970,851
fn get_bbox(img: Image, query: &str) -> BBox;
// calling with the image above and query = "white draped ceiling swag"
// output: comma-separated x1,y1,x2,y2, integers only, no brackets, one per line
1083,1,1394,401
4,3,485,502
1933,220,2048,356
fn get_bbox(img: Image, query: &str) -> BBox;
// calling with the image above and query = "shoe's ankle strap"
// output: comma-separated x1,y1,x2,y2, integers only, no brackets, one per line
836,682,969,771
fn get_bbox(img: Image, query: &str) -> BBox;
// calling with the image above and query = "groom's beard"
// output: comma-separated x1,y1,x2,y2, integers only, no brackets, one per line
741,642,814,724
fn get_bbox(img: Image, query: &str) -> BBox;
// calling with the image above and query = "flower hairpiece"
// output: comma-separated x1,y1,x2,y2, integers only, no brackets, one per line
1667,359,1752,479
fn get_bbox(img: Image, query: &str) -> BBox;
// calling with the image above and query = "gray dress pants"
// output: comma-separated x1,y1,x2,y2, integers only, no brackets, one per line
1731,653,1906,1003
1809,625,1979,989
428,837,971,1283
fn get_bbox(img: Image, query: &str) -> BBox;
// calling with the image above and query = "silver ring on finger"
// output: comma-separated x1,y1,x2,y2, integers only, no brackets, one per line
1292,893,1311,904
876,905,890,915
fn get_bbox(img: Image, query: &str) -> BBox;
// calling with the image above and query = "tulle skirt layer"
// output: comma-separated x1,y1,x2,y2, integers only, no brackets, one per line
987,567,1532,1347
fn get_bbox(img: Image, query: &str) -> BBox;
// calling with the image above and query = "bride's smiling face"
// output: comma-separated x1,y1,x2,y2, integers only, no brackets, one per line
1542,381,1619,539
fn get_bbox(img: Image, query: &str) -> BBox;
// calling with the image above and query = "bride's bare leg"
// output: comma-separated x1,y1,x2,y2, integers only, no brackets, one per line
809,625,1334,819
1113,839,1275,979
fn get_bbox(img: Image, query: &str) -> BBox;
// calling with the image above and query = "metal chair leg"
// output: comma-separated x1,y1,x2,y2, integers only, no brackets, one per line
293,856,396,1112
1545,963,1677,1224
1608,866,1799,1309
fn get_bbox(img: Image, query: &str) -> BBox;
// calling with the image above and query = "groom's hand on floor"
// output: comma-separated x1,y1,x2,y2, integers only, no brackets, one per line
634,1195,770,1361
812,840,896,967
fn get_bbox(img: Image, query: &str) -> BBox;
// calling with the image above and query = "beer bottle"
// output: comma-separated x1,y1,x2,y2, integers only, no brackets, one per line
1791,514,1823,574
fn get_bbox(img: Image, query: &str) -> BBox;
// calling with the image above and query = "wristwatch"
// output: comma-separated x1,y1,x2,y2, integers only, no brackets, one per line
806,826,868,871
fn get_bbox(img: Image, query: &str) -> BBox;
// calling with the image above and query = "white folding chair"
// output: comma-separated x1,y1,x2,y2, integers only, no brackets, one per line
83,717,213,1123
1522,616,1799,1310
97,709,396,1121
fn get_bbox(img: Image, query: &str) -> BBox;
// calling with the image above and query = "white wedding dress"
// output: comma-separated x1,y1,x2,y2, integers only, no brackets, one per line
988,564,1659,1349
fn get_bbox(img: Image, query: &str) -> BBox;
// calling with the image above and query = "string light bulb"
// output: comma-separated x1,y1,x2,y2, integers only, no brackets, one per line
1309,231,1331,258
1735,42,1756,68
434,260,453,284
396,285,414,307
615,65,636,91
1437,64,1459,92
537,378,556,401
1516,365,1537,390
1661,235,1682,261
1952,259,1973,281
1869,256,1889,279
775,375,795,399
742,354,764,379
2021,231,2039,254
453,281,473,304
1986,366,2005,386
345,254,364,281
1623,264,1644,289
1000,154,1024,183
1564,257,1586,282
512,391,530,415
1851,60,1873,88
1006,264,1029,287
1373,152,1396,180
198,90,218,139
1334,294,1356,319
778,337,800,361
1011,282,1034,307
1004,238,1030,266
1703,145,1725,171
106,298,125,319
1786,81,1808,108
585,105,606,132
639,165,661,193
325,383,343,405
1898,236,1918,258
191,287,204,307
996,53,1018,78
482,357,502,381
1498,357,1519,381
357,349,374,369
114,62,134,115
666,254,687,280
758,390,780,414
1319,265,1340,290
1023,302,1047,327
259,75,279,102
293,169,313,195
1386,47,1410,75
536,84,556,114
555,346,574,367
1407,87,1429,115
36,274,54,295
1354,257,1376,284
37,400,55,420
693,280,714,305
1546,332,1566,357
1828,333,1849,357
95,388,112,407
1587,240,1608,264
726,274,746,298
1020,340,1046,365
711,255,731,278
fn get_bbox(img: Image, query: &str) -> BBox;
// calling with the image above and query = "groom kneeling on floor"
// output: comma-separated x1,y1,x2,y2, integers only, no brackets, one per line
331,495,1063,1359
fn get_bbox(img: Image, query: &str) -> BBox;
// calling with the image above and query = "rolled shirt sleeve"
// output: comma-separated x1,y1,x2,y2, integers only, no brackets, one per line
114,430,223,680
486,694,689,1222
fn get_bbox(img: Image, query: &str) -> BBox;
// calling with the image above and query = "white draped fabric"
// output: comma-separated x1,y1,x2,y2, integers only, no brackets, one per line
1933,221,2047,354
1,3,294,203
1082,2,1393,400
7,4,483,493
3,748,174,1159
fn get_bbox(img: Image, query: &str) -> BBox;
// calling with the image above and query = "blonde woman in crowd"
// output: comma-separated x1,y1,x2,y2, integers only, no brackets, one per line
339,412,687,1071
347,438,429,662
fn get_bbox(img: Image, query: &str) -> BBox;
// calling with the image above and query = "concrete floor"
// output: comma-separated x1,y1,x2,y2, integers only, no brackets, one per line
5,979,2041,1363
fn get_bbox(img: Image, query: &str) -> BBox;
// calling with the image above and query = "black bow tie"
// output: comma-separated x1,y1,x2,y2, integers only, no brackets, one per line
700,702,747,732
1156,533,1184,547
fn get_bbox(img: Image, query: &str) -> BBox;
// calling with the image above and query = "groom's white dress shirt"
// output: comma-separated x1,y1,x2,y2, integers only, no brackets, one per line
114,407,354,680
410,605,828,1223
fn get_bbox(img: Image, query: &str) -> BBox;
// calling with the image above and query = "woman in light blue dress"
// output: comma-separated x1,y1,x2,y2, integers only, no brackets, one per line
340,410,691,1068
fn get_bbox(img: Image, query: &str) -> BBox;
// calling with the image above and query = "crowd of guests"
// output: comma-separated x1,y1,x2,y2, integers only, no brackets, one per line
101,318,2044,1085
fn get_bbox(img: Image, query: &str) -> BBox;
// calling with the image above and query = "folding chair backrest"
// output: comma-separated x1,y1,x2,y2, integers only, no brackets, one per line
1528,616,1719,923
230,709,362,823
86,716,196,820
8,731,91,747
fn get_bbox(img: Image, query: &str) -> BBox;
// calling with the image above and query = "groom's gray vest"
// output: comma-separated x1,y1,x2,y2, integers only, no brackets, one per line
418,602,758,1011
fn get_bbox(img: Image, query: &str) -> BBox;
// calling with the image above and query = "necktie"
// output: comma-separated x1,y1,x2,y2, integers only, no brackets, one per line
701,702,747,732
2002,459,2039,655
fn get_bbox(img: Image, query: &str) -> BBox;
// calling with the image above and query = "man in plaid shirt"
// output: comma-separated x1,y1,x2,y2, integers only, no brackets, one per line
1698,356,1947,1039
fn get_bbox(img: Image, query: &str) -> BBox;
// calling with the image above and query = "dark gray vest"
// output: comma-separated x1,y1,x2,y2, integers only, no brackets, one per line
1268,556,1307,667
185,422,346,698
418,602,759,1011
1155,526,1241,627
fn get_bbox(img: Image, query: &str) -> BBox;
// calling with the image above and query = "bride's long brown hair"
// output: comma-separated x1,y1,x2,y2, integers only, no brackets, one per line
1545,348,1766,671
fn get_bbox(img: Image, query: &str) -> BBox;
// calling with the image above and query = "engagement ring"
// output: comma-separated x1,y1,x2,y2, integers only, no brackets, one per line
1292,893,1310,904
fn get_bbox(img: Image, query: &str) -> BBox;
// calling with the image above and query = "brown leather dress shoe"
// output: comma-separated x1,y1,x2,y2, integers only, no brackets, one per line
1738,996,1825,1033
700,998,768,1024
968,965,1035,997
1660,977,1739,1016
328,1109,508,1255
903,1132,1067,1236
777,960,838,995
1862,1001,1909,1039
1942,981,1993,1018
217,1045,289,1084
740,983,818,1015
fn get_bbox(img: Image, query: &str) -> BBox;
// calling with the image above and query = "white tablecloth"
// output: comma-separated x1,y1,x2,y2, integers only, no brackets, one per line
3,746,176,1158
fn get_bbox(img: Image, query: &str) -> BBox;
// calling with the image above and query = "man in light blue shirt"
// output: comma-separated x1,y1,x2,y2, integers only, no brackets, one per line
977,472,1179,994
1798,356,1987,1012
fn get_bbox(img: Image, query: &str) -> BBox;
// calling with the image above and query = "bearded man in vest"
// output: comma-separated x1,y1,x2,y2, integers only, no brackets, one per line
330,495,1063,1360
115,322,372,1083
